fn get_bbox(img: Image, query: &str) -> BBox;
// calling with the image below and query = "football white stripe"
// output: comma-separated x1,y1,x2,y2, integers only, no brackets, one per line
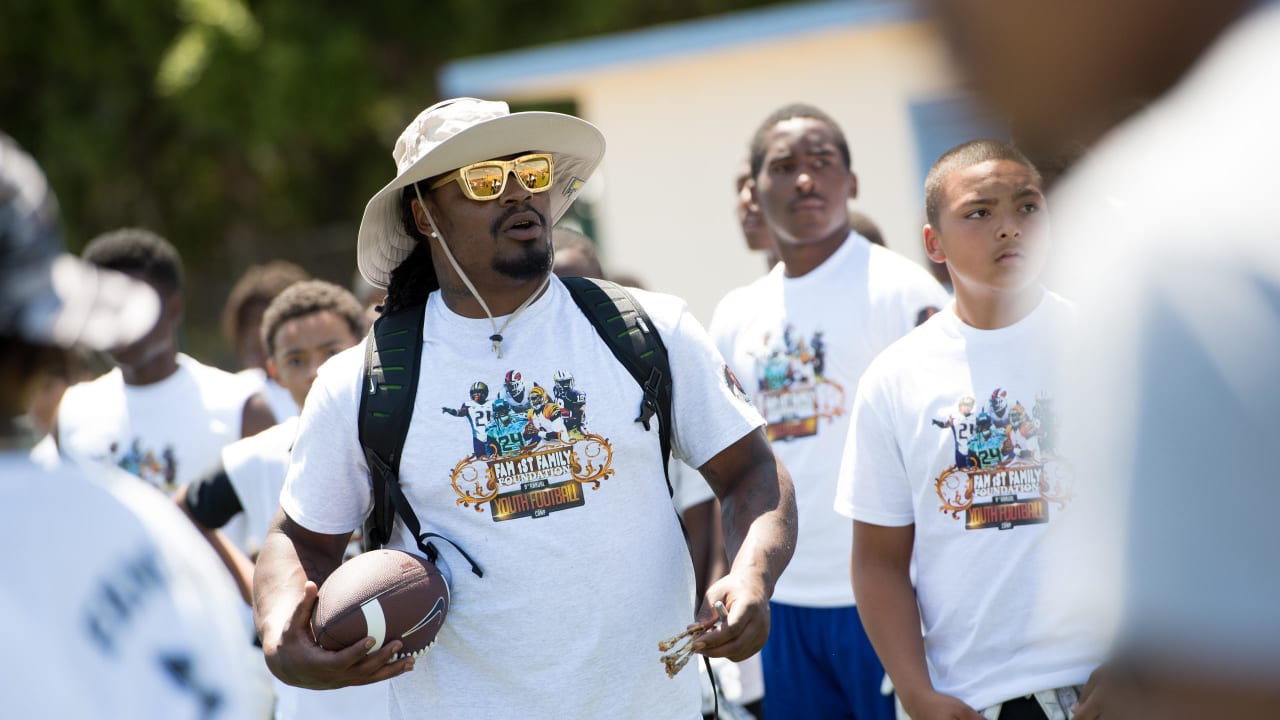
360,599,387,654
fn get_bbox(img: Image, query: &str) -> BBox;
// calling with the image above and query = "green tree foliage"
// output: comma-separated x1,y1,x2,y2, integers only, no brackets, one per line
0,0,790,364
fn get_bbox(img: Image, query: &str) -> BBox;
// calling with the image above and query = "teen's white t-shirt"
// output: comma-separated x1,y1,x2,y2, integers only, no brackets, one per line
219,417,389,720
0,450,259,718
281,277,762,720
835,292,1101,710
711,232,948,606
57,353,257,491
221,416,297,553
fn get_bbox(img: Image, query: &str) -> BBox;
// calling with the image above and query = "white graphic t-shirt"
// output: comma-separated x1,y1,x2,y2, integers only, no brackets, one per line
221,416,297,555
282,278,763,720
711,232,948,606
0,450,259,718
57,353,258,492
835,292,1102,710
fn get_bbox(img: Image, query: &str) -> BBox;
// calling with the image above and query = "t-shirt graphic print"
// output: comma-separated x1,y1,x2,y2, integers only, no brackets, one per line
749,323,845,442
932,386,1073,531
443,367,615,523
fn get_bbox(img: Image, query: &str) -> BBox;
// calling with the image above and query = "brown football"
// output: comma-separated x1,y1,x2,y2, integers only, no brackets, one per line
311,549,449,660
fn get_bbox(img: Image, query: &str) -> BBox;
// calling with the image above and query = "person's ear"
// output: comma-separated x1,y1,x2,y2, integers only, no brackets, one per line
412,190,439,238
265,357,281,383
924,223,946,263
163,291,185,327
847,171,858,201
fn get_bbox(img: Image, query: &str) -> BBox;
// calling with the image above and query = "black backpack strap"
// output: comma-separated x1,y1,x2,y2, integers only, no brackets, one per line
358,302,425,551
357,299,484,578
561,276,675,495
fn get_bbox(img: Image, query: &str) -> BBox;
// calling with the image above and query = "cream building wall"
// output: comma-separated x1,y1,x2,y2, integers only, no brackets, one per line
442,5,974,326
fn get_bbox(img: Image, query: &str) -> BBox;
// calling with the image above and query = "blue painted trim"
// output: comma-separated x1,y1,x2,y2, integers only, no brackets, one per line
907,95,1005,203
439,0,919,97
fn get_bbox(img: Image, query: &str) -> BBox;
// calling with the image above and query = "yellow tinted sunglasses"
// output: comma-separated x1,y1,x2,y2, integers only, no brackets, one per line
428,153,555,201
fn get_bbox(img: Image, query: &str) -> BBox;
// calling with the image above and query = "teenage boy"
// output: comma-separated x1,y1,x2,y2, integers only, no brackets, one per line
180,279,384,720
713,104,947,720
836,140,1104,720
56,228,277,492
180,279,367,562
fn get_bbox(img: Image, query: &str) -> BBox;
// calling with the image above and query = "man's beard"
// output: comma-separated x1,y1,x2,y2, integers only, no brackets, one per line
490,203,552,281
492,240,552,281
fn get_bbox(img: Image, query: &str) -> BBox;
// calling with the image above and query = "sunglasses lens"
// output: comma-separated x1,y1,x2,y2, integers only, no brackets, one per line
515,156,552,191
463,165,506,198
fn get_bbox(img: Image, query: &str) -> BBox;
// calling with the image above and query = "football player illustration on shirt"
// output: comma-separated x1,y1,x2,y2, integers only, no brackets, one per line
442,381,494,459
933,388,1072,531
525,383,566,441
989,387,1010,427
1032,392,1057,457
500,370,531,413
447,369,614,521
966,412,1007,470
1001,402,1042,462
749,324,845,441
485,397,537,458
552,370,587,439
113,439,177,490
932,395,977,469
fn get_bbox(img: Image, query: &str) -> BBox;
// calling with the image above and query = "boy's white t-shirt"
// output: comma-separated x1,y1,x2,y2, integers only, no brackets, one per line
0,450,260,719
281,278,762,719
57,353,257,491
221,416,298,554
711,233,948,606
835,291,1102,710
219,417,389,720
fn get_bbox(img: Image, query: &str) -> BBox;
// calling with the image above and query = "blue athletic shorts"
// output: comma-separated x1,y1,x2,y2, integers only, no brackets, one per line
760,602,894,720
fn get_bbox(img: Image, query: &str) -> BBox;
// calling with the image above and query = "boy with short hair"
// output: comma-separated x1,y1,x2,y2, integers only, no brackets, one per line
181,279,366,555
836,140,1104,720
179,279,386,720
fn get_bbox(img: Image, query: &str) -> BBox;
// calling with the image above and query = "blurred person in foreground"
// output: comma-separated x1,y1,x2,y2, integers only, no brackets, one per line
929,1,1280,717
0,132,259,718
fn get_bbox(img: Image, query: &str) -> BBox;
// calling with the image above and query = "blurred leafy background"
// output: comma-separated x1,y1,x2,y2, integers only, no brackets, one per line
1,0,790,365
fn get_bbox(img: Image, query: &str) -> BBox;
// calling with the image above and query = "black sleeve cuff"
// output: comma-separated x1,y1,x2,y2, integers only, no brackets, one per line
183,465,243,529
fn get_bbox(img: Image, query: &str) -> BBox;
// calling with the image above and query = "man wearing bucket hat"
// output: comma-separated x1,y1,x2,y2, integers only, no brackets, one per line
0,132,261,717
253,98,798,718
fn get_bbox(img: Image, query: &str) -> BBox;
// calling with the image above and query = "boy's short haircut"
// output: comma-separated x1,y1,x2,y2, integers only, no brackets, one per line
925,139,1042,228
260,279,365,357
748,103,852,179
81,228,183,295
220,260,310,345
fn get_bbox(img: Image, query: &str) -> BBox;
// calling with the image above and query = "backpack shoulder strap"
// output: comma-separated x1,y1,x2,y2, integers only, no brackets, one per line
561,276,675,495
357,301,426,550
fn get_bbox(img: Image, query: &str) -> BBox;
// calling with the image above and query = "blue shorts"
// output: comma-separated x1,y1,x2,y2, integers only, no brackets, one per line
760,602,894,720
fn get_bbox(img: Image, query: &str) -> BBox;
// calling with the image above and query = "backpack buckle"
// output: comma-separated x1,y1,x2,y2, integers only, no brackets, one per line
636,367,663,431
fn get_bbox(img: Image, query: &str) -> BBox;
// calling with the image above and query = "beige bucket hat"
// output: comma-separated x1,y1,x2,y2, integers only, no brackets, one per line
356,98,605,288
